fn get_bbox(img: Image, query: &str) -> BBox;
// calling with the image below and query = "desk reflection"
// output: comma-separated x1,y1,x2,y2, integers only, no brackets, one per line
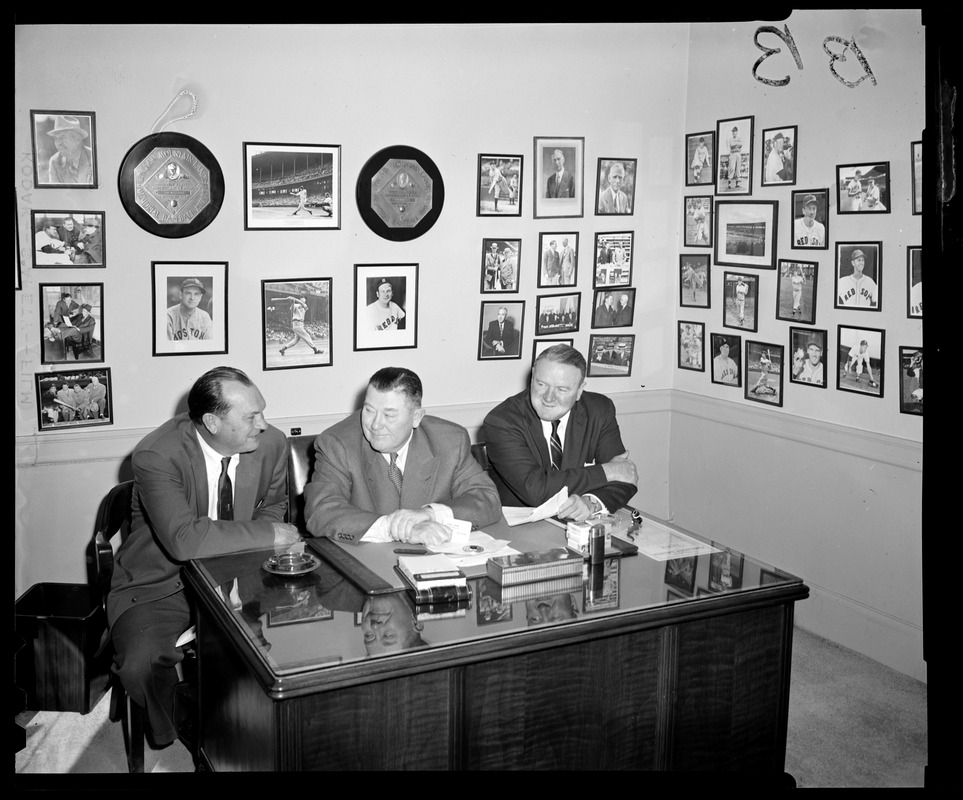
360,593,429,655
524,593,579,625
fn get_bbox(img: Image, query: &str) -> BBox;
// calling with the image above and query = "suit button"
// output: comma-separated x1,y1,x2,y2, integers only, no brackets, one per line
175,581,181,588
132,597,137,602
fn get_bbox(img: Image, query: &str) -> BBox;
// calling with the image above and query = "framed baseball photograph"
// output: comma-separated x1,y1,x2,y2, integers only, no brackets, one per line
789,327,828,389
683,196,713,247
790,189,830,250
911,141,922,215
30,210,105,268
591,288,635,329
715,115,754,196
723,272,758,332
760,125,797,186
710,332,742,387
535,292,580,336
708,548,744,591
532,337,574,364
587,334,635,378
593,231,634,289
898,346,923,415
678,321,705,372
776,259,817,324
595,157,636,216
152,262,227,357
478,301,525,360
480,238,521,293
837,325,885,397
243,142,341,230
679,254,710,309
714,200,778,269
354,263,418,352
35,367,112,431
664,555,697,594
685,130,714,187
538,232,579,288
836,162,891,214
477,154,523,217
261,279,332,371
30,111,98,189
834,242,882,311
533,136,584,219
39,283,104,365
906,246,922,319
745,340,784,407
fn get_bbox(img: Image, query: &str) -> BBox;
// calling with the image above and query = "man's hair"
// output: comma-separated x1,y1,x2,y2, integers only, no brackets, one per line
368,366,423,406
188,366,253,422
533,344,587,381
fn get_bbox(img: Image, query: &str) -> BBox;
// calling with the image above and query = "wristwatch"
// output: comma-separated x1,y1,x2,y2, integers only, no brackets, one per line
585,495,605,517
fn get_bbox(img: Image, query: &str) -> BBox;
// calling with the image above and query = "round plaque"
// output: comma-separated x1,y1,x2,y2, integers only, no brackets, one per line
118,132,224,238
356,145,444,241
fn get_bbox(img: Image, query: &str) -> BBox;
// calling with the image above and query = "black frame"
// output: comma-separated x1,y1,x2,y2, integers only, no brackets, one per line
30,110,98,189
533,136,585,219
532,337,574,364
760,124,797,187
261,278,333,371
152,261,228,357
664,556,697,594
714,200,778,269
744,340,784,406
790,189,830,251
679,254,711,309
834,242,882,312
710,332,742,388
35,367,112,431
353,263,419,352
906,246,922,319
685,130,715,187
715,115,754,196
789,326,829,389
39,282,105,365
535,292,581,336
591,288,636,329
586,334,635,378
678,321,706,372
595,157,637,216
723,272,759,333
537,232,579,288
836,161,892,214
30,210,106,269
775,259,818,324
683,196,713,247
480,238,521,293
898,346,923,416
911,141,922,215
593,231,634,289
478,300,525,361
837,324,885,398
477,154,523,217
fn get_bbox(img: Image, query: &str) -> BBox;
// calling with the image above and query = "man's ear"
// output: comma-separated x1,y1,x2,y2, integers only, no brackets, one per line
411,407,426,428
201,412,218,435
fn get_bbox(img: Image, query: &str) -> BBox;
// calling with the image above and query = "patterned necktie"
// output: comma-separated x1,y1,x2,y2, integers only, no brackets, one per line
550,420,563,470
387,452,403,495
218,456,234,520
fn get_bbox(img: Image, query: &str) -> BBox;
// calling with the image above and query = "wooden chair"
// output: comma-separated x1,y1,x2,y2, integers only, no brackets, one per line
67,330,93,360
470,442,490,472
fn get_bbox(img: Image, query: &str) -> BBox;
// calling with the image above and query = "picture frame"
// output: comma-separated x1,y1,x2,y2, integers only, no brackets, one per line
584,558,620,613
595,157,636,216
480,238,521,293
35,367,112,431
30,111,98,189
837,324,885,397
243,142,341,231
152,262,228,357
354,263,418,351
834,242,882,311
587,334,635,378
836,162,891,214
15,190,21,291
593,231,634,289
906,246,922,319
790,189,830,250
911,141,922,215
760,124,797,186
261,279,332,371
789,327,828,389
745,341,784,406
685,130,715,187
710,332,742,387
533,136,584,219
708,548,745,591
678,321,705,372
679,254,710,308
664,555,697,594
535,292,580,336
591,288,636,329
477,154,523,217
683,196,713,247
898,346,923,415
267,597,334,628
715,115,753,196
30,210,105,268
532,337,574,364
723,272,758,332
478,300,525,360
537,232,579,288
474,578,513,625
776,259,817,324
39,283,104,365
714,200,778,269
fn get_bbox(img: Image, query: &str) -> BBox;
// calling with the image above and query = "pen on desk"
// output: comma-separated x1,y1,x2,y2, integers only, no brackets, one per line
394,547,429,555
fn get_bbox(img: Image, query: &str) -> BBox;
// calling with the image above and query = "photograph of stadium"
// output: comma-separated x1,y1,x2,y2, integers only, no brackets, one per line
714,200,778,269
261,279,331,371
243,142,340,230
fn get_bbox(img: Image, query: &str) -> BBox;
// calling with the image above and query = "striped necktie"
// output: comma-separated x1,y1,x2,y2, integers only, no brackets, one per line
550,420,563,470
217,456,234,520
387,452,403,495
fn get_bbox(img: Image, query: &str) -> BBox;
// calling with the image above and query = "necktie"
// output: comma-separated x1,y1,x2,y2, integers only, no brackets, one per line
218,456,234,520
550,420,563,470
387,452,403,495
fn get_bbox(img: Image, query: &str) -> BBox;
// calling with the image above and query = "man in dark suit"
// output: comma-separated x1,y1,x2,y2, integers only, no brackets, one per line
483,344,638,520
108,366,301,749
304,367,501,544
546,149,575,198
483,306,519,356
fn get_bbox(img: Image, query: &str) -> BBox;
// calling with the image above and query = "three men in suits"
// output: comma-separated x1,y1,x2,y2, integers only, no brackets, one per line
483,306,519,356
546,149,575,198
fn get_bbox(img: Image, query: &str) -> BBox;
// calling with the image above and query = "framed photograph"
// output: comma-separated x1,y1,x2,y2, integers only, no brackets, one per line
152,262,227,357
834,242,881,311
243,142,341,230
354,264,418,351
538,232,578,287
790,189,830,250
262,279,332,371
776,260,817,323
39,283,104,365
715,116,753,196
664,556,697,594
587,334,635,378
836,162,891,214
710,332,742,387
533,136,584,219
685,130,715,187
480,238,521,293
714,200,778,269
789,327,828,389
837,324,885,397
745,341,784,406
708,548,744,591
35,367,112,431
723,272,758,332
536,292,580,336
15,190,21,291
584,558,621,613
592,288,635,329
911,141,922,215
907,246,922,319
595,157,636,216
593,232,634,289
30,111,98,189
30,211,105,268
479,301,525,360
678,321,705,372
679,254,710,309
683,196,713,247
898,347,924,415
474,578,513,625
532,337,573,363
760,125,797,186
477,154,522,217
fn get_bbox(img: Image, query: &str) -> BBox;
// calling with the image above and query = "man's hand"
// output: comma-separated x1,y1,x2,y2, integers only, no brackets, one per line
407,521,452,546
557,494,593,522
384,508,434,542
601,451,639,486
271,522,301,547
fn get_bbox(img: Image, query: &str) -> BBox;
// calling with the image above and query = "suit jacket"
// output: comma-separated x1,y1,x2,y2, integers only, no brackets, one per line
108,413,288,626
482,390,637,512
598,186,629,214
546,170,575,199
484,319,519,355
303,413,501,543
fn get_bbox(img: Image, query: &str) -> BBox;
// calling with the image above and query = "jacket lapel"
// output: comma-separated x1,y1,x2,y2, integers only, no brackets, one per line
400,428,438,508
562,400,588,469
234,451,258,521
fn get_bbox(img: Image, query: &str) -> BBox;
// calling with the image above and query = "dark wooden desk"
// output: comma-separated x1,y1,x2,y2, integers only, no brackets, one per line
185,514,808,772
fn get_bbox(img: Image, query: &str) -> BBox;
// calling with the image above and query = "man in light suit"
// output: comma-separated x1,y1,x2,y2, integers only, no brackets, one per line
546,148,575,198
483,344,638,520
597,161,630,214
304,367,501,544
483,306,519,356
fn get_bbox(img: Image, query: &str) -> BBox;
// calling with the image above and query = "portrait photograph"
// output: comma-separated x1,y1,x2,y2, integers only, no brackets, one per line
532,337,573,364
593,231,634,288
898,347,923,415
479,301,525,360
533,136,584,219
354,263,418,352
480,238,521,293
789,327,828,389
745,340,783,406
477,154,523,217
587,334,635,378
911,141,922,215
39,283,104,365
535,292,580,336
35,367,112,432
714,200,778,269
595,157,636,216
243,142,341,230
683,196,713,247
836,162,891,214
538,232,579,287
152,262,227,357
31,211,105,268
906,246,922,319
592,288,636,329
678,321,705,372
715,115,754,196
664,555,697,594
723,272,759,333
262,279,332,371
760,124,797,186
31,111,98,189
834,242,882,311
790,189,830,250
685,130,714,187
837,325,885,397
679,254,710,309
776,259,817,324
710,332,742,387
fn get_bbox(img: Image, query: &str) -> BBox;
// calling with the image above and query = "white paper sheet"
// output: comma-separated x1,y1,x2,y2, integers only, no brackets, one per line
502,487,569,527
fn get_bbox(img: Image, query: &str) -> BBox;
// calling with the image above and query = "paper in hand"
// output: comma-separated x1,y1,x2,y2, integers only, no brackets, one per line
502,486,569,527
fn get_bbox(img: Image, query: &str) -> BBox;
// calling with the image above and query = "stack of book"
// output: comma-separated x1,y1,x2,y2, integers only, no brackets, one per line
396,553,471,605
485,548,585,602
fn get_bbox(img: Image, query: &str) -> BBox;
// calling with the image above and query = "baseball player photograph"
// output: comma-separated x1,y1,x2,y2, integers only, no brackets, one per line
152,262,226,356
684,196,712,247
678,321,705,372
761,125,796,186
898,347,923,416
791,190,829,250
836,162,892,215
243,143,341,230
679,255,710,308
745,341,783,406
261,279,332,370
711,334,741,387
907,246,922,319
789,328,828,388
776,260,817,324
837,325,885,397
716,116,753,196
835,243,881,311
353,268,417,352
724,272,758,331
685,131,714,186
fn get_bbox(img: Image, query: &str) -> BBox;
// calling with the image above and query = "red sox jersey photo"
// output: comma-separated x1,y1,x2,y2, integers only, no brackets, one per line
837,272,878,307
166,306,213,340
793,217,825,247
